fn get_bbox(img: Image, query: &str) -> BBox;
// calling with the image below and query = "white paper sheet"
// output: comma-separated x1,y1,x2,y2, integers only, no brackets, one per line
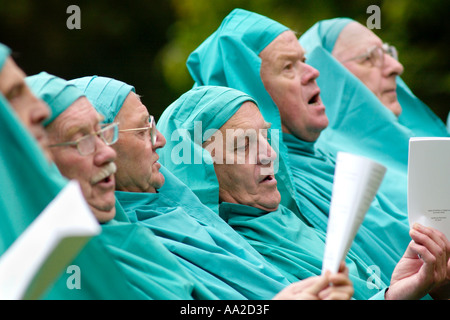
408,137,450,238
0,180,101,300
322,152,387,274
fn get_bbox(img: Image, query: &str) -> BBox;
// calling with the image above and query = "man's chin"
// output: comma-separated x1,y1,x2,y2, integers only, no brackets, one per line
153,172,166,190
256,191,281,212
386,101,402,117
90,204,116,224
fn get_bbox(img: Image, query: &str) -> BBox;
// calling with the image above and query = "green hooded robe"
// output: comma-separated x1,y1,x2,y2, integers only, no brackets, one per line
26,71,215,299
186,9,412,282
157,85,388,300
298,17,450,214
70,75,290,300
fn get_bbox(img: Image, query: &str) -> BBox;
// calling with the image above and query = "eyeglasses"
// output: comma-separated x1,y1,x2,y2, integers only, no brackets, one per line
342,43,398,67
48,122,119,156
119,115,157,145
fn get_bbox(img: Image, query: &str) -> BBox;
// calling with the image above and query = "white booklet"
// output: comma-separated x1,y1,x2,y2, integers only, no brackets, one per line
407,137,450,238
322,152,387,274
0,180,101,300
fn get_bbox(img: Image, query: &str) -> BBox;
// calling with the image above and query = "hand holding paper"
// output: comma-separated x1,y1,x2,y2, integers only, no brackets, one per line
322,152,387,274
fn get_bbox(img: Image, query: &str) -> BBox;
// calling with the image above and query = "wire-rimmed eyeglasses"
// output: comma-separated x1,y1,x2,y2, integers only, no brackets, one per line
48,122,119,156
119,115,157,145
342,43,398,68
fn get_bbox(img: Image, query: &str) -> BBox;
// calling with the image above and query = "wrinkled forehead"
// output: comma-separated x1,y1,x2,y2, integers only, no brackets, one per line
260,30,304,58
116,91,149,123
53,97,102,133
333,22,382,56
220,101,268,131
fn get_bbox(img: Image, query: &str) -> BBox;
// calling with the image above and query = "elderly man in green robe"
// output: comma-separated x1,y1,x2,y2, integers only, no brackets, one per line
296,18,449,214
69,74,360,300
25,71,216,300
186,8,404,283
0,43,158,299
0,43,148,299
158,85,373,300
310,18,448,137
185,9,450,293
157,84,449,300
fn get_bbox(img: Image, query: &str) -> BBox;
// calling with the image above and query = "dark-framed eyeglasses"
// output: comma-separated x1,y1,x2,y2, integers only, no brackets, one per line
119,115,157,145
48,122,119,156
342,43,398,68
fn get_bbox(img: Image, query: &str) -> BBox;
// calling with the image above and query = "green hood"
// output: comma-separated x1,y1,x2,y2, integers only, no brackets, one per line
26,72,85,126
158,85,255,213
68,75,135,123
187,8,300,216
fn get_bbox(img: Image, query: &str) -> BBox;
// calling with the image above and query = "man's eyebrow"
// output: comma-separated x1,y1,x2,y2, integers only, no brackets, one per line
64,124,85,140
64,116,103,140
277,49,305,61
141,113,151,124
276,52,297,61
5,81,25,99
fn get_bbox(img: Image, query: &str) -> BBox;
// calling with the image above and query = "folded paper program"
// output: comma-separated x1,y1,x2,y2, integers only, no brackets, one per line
322,152,386,274
408,138,450,239
0,181,100,300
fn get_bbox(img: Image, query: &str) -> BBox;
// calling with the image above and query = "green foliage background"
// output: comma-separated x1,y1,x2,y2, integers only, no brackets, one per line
0,0,448,122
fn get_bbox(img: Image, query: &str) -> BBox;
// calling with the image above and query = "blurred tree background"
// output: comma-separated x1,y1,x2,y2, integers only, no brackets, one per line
0,0,448,122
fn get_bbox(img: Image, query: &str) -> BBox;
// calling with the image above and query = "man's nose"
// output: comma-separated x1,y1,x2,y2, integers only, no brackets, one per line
94,137,117,165
383,54,404,77
153,128,166,150
301,63,320,86
29,91,51,126
258,137,277,165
